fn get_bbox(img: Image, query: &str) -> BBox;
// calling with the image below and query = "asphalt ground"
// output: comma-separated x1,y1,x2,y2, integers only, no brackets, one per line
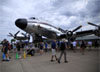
0,47,99,72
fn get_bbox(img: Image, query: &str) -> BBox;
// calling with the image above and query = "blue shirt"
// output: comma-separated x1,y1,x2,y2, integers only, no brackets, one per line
51,41,56,49
39,43,43,50
45,43,48,48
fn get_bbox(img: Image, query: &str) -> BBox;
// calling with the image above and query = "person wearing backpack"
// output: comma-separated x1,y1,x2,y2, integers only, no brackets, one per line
58,39,68,63
2,39,10,61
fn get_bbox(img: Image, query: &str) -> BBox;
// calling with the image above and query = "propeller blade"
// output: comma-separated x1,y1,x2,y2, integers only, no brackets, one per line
72,25,82,32
15,31,20,36
7,35,12,37
21,33,26,36
65,30,68,32
88,22,99,27
9,33,13,37
58,27,65,32
22,32,28,37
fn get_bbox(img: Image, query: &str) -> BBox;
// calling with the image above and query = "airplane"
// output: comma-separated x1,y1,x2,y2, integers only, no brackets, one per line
15,17,99,43
15,17,83,42
7,31,30,41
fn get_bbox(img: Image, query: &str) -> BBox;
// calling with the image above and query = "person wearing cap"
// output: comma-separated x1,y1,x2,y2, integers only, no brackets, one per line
58,39,68,63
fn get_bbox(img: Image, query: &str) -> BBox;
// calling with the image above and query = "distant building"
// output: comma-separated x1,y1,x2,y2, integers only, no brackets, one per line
76,34,100,46
76,34,100,41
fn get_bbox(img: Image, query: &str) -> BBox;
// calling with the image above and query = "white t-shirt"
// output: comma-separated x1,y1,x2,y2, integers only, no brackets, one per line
88,41,92,46
72,41,77,47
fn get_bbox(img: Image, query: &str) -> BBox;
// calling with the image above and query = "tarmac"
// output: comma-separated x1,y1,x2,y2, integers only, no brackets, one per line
0,48,99,72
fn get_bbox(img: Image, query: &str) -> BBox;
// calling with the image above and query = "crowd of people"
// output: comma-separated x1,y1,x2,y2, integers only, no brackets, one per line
0,38,99,63
1,39,48,61
1,39,11,61
1,39,23,61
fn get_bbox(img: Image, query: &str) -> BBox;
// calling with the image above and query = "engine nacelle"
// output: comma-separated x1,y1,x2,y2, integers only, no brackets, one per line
67,31,73,37
94,30,100,37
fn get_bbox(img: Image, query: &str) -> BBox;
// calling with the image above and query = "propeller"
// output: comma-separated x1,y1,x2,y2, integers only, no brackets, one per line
67,25,82,47
8,33,14,37
21,32,27,37
72,25,82,32
66,25,82,36
88,22,100,27
15,31,20,37
21,32,31,41
8,31,31,41
7,31,20,38
21,32,30,37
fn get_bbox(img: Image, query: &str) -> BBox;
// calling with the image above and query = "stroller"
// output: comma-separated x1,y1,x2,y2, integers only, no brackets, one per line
27,49,35,56
27,44,35,56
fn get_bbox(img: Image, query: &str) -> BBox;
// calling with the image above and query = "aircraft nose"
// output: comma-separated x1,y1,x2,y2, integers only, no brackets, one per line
15,19,27,30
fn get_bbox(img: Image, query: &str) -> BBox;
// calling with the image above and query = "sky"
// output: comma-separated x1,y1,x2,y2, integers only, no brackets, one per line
0,0,100,41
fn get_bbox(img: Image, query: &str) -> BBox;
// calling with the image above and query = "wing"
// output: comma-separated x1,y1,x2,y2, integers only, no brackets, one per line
75,30,94,37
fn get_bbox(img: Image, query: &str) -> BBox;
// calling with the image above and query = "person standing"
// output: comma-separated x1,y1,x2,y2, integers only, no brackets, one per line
39,42,44,55
94,41,99,49
72,41,77,53
2,39,10,61
88,41,92,51
50,40,58,62
12,43,16,52
58,39,68,63
16,42,21,55
57,41,60,50
80,41,86,55
44,42,48,52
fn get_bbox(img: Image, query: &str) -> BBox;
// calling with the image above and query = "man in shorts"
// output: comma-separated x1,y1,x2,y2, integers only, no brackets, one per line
50,40,58,62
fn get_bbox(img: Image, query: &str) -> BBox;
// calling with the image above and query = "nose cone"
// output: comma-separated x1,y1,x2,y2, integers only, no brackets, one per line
15,19,27,30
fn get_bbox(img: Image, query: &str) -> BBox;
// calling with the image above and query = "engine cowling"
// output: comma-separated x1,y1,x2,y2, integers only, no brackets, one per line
94,30,100,37
67,31,73,36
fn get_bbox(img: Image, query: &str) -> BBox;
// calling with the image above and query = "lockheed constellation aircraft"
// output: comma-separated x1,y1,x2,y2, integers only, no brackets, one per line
15,17,100,42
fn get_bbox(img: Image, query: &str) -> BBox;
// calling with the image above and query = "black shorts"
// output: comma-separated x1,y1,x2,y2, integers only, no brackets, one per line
40,48,43,50
17,48,20,51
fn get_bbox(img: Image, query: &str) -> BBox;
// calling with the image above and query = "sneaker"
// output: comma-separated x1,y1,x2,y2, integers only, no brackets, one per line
50,60,54,62
65,61,68,63
58,60,60,63
9,57,11,59
2,59,6,61
56,58,58,61
6,59,10,61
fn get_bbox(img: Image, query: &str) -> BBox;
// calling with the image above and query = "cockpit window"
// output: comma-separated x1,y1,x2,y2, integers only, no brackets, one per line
29,17,36,19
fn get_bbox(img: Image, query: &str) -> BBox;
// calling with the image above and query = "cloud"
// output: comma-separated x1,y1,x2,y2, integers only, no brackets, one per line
0,0,100,41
